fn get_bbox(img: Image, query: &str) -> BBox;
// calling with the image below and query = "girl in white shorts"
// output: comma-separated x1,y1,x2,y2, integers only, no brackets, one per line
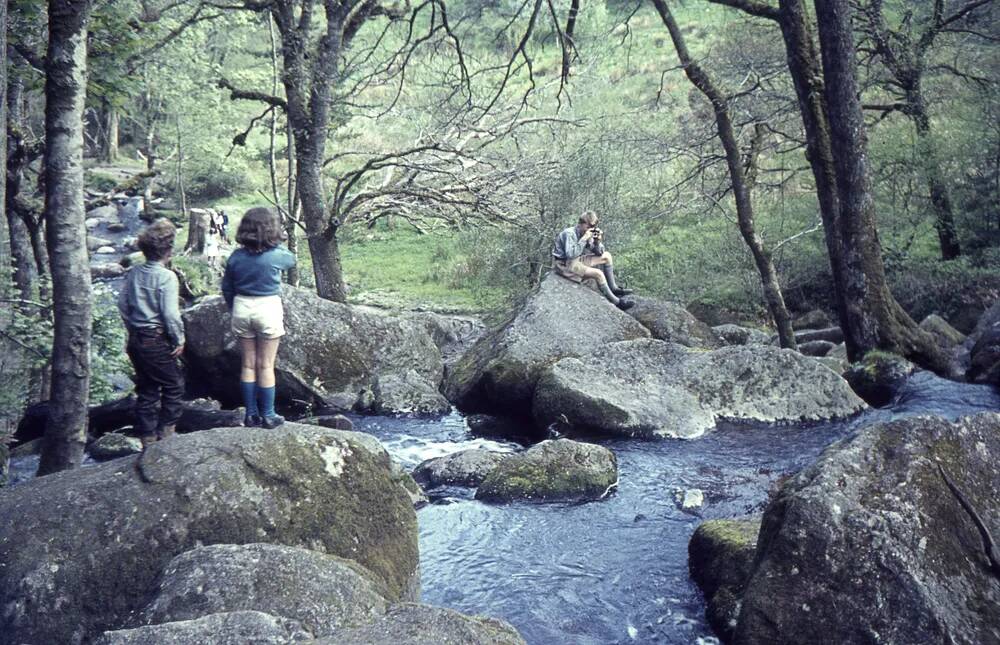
221,207,296,428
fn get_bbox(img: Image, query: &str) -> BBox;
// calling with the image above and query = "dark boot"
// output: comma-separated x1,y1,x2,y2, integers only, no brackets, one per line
158,424,176,440
602,264,633,296
140,434,158,450
261,414,285,429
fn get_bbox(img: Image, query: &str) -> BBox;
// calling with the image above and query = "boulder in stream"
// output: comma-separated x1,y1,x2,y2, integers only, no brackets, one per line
412,448,510,488
843,350,916,407
0,424,419,644
311,603,527,645
183,289,449,415
533,340,866,439
734,413,1000,645
444,273,649,413
475,439,617,504
689,516,760,642
94,611,313,645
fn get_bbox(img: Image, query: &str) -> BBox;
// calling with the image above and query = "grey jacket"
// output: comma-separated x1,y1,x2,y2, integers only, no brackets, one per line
117,261,185,346
552,226,604,261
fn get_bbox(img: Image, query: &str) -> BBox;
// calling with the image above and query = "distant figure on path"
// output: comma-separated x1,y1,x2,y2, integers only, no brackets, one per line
117,218,185,449
204,222,221,270
222,207,297,429
552,210,635,310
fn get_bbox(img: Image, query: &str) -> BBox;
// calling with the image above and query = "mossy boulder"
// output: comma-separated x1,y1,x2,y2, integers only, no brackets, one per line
919,314,966,348
734,413,1000,645
797,339,835,357
182,288,448,414
533,340,866,439
412,448,511,489
88,432,143,459
843,350,916,407
958,301,1000,384
0,424,418,644
625,296,721,348
138,543,389,636
475,439,617,503
443,272,649,414
312,603,527,645
94,611,312,645
792,309,832,330
689,517,760,642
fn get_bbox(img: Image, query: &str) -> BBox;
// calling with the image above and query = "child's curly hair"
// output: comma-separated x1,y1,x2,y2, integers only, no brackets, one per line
236,207,284,253
137,218,176,261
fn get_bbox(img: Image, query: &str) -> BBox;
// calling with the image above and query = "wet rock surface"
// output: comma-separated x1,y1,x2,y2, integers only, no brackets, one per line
533,340,866,438
88,432,143,459
312,603,527,645
735,413,1000,645
412,448,511,488
843,351,917,407
94,611,313,645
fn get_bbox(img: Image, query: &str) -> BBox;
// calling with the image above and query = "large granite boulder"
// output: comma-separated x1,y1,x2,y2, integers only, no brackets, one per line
533,340,866,438
139,544,389,635
95,611,313,645
475,439,618,503
734,413,1000,645
792,309,831,330
403,311,486,364
919,314,966,349
689,517,760,642
625,296,721,348
0,424,418,644
88,432,143,459
443,273,649,413
313,603,527,645
182,288,449,414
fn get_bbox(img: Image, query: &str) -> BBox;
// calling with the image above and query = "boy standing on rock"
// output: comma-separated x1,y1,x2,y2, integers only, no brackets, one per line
117,218,186,449
552,210,635,310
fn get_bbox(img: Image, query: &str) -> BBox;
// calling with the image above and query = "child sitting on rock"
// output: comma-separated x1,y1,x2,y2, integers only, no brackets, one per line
221,207,296,429
117,218,185,449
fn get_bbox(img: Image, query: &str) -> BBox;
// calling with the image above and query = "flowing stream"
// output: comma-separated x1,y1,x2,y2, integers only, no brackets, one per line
6,371,998,643
354,371,1000,644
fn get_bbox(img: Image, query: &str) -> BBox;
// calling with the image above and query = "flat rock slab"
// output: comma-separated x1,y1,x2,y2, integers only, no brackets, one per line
0,424,418,644
314,603,526,645
735,413,1000,645
139,543,389,636
533,339,866,438
444,273,649,413
95,611,313,644
475,439,617,503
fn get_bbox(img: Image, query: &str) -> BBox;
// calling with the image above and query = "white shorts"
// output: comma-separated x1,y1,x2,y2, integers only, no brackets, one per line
231,295,285,339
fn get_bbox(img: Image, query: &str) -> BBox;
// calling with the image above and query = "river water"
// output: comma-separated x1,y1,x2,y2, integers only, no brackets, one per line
353,371,1000,644
6,371,998,643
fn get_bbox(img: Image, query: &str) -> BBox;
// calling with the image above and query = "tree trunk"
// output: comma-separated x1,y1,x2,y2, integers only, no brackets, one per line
812,0,947,372
654,0,797,349
175,114,187,223
142,126,156,221
38,0,93,476
105,103,118,163
185,209,207,253
0,0,7,293
285,124,300,286
908,85,961,260
6,70,37,301
272,0,347,301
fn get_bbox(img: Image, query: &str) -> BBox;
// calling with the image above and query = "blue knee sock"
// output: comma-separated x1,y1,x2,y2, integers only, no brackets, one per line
258,385,276,418
241,381,258,417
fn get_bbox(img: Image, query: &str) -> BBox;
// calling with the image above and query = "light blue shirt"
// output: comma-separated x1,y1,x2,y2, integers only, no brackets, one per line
117,261,185,346
552,226,604,261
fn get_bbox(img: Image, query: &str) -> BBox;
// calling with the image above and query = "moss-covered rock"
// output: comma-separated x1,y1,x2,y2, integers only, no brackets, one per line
88,432,143,460
919,314,966,348
0,424,418,644
625,296,721,348
843,350,916,406
735,413,1000,645
475,439,617,503
713,324,771,346
689,517,760,642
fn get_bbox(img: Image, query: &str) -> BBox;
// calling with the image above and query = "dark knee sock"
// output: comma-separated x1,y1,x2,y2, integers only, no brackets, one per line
599,282,620,305
241,381,258,416
602,264,619,291
258,386,277,418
